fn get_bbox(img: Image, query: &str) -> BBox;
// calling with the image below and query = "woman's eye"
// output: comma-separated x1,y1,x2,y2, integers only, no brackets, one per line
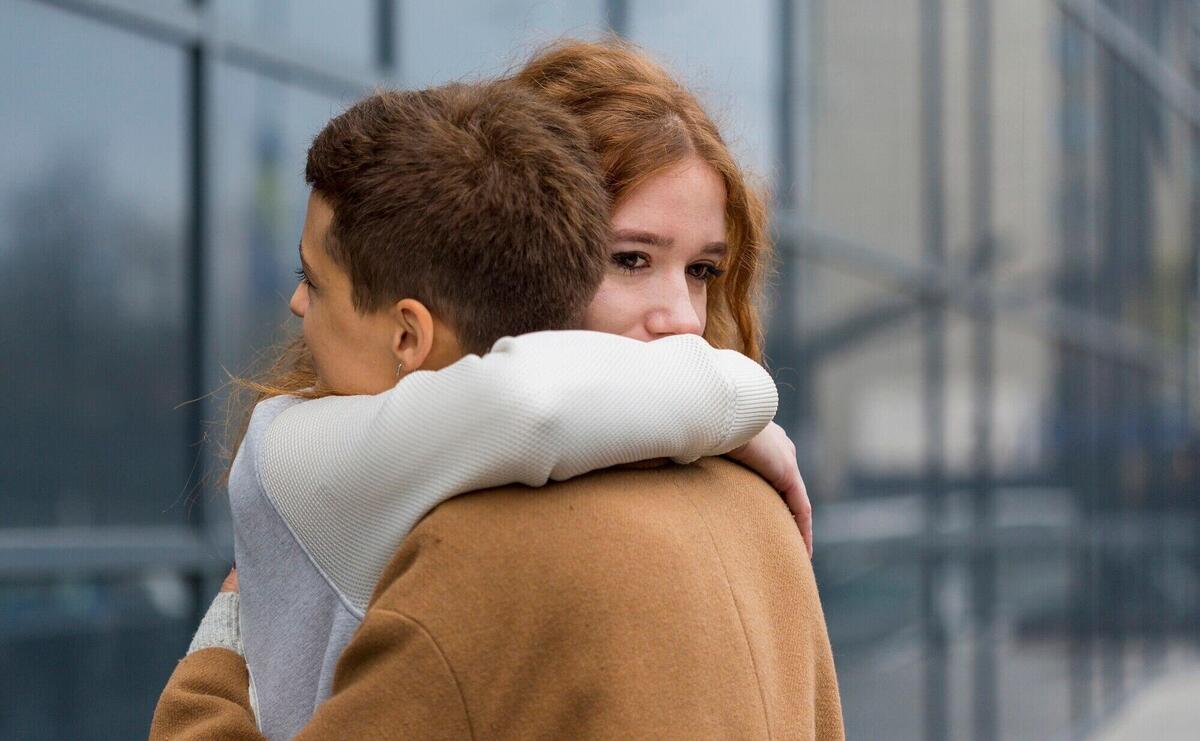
295,266,313,287
612,252,649,272
687,263,725,282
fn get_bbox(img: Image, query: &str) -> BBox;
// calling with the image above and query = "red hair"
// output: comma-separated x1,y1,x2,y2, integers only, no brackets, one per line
512,38,772,359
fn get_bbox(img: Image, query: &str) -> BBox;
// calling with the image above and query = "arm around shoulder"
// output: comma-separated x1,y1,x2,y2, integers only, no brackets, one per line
259,330,778,611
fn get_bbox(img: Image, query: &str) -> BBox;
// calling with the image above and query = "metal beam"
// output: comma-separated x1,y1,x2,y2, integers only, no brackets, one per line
605,0,630,37
375,0,396,73
796,294,918,360
38,0,382,97
968,3,998,738
0,526,226,578
773,214,1186,381
918,2,950,738
1056,0,1200,128
815,512,1200,558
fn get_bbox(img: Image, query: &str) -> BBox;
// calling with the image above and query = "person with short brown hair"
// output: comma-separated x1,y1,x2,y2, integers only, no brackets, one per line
302,80,610,358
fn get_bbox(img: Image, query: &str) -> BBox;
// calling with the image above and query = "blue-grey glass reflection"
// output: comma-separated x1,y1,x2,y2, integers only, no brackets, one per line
215,0,375,69
0,0,188,528
399,0,605,87
0,578,193,741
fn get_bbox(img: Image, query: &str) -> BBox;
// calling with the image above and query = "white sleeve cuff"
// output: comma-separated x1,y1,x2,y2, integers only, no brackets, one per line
711,350,779,450
187,591,243,656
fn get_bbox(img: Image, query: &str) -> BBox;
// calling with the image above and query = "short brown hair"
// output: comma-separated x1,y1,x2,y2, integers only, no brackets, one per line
513,39,770,360
221,81,610,475
306,81,611,354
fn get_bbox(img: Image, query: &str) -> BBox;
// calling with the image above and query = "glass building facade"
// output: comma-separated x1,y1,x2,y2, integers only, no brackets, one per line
1,0,1196,738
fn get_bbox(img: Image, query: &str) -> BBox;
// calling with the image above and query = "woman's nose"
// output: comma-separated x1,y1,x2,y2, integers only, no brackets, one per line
645,280,703,338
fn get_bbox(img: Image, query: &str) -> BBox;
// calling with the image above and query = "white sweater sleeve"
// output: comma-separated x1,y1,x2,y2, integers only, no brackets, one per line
258,329,777,611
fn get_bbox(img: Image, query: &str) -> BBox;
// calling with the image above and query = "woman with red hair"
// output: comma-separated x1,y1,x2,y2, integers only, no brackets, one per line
510,39,808,541
513,38,771,361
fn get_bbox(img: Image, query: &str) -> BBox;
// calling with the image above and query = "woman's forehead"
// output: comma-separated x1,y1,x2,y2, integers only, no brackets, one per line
612,160,726,245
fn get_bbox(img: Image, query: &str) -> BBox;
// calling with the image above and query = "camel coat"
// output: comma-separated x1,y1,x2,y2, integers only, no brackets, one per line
151,457,844,740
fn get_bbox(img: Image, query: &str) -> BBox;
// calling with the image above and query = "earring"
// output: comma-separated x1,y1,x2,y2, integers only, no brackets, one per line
396,361,405,377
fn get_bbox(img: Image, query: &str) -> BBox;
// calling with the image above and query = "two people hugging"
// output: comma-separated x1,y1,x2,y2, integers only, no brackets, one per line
152,38,843,740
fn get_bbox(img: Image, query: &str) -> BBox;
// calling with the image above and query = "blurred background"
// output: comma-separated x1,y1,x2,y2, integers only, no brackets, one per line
1,0,1197,738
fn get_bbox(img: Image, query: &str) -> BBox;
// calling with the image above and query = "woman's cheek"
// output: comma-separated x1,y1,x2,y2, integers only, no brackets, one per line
693,286,709,332
582,280,640,337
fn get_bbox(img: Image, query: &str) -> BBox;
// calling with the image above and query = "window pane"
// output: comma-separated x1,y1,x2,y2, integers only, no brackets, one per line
209,65,350,389
399,0,606,87
215,0,376,69
821,556,923,740
627,0,777,181
0,576,194,740
806,0,923,262
0,0,188,528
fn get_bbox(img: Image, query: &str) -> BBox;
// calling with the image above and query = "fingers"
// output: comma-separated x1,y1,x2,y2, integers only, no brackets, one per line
783,482,814,557
219,567,239,594
772,425,813,558
796,474,813,559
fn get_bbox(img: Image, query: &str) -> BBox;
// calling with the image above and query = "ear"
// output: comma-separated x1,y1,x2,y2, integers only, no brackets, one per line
389,298,436,373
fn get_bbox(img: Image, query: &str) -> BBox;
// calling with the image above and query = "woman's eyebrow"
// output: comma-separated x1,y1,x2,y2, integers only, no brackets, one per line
703,242,729,258
613,228,672,247
614,229,727,257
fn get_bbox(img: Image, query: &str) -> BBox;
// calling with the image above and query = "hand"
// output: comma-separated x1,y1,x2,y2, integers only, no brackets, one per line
727,422,813,557
219,567,239,594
